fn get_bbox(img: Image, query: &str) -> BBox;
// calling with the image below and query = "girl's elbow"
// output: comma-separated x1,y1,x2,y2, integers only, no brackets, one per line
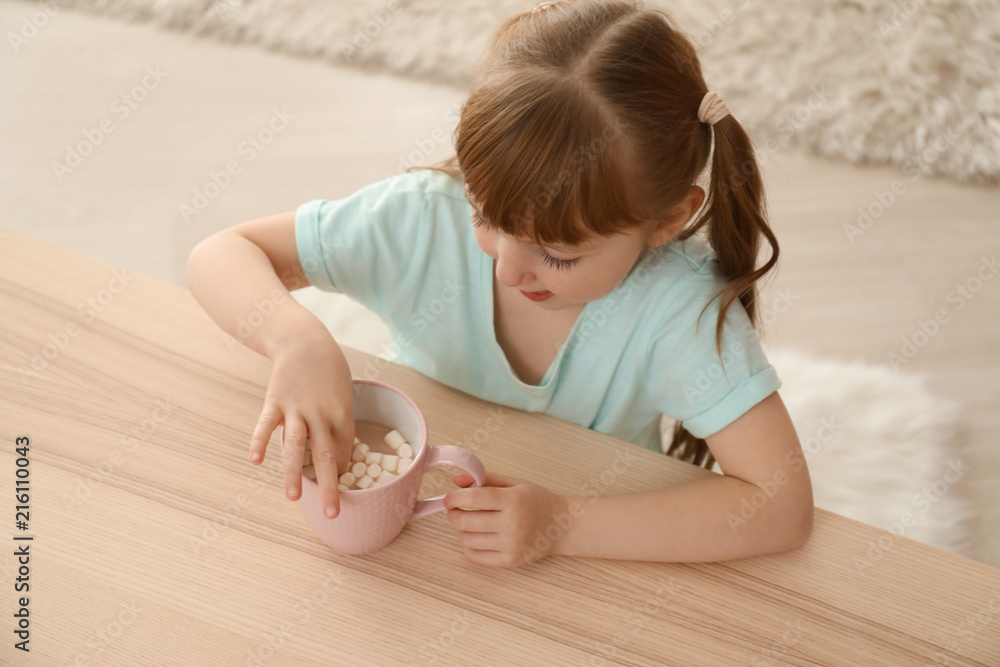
786,501,814,551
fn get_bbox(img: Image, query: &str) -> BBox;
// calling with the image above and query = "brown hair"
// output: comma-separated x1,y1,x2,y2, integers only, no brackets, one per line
408,0,778,470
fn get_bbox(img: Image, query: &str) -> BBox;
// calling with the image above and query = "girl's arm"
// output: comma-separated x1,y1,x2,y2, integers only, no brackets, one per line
444,391,813,566
186,213,356,518
554,391,813,561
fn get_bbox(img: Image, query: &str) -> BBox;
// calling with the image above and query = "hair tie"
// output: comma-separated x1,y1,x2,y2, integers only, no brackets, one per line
698,91,730,126
532,1,566,12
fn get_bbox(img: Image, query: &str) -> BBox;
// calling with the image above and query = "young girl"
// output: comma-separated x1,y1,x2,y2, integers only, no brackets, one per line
187,0,813,567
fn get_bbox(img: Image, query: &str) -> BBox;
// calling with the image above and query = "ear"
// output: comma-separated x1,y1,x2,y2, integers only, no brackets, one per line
646,186,706,247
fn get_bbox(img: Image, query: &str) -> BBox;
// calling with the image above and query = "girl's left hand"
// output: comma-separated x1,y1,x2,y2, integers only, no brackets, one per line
443,471,568,567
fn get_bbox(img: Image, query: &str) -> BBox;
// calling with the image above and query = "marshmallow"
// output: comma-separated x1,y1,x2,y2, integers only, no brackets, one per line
366,463,382,478
339,472,356,486
351,461,367,478
356,475,373,489
354,436,361,445
351,442,370,461
397,443,414,459
380,454,399,473
385,430,407,450
338,484,349,491
397,458,413,473
375,470,396,486
365,451,382,465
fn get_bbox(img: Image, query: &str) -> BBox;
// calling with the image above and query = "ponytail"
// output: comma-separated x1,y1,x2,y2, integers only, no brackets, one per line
665,111,779,470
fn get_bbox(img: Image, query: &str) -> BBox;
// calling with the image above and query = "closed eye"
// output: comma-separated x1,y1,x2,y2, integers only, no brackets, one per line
471,207,582,271
537,250,581,271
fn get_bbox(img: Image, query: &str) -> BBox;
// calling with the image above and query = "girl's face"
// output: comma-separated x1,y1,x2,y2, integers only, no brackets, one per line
466,184,678,311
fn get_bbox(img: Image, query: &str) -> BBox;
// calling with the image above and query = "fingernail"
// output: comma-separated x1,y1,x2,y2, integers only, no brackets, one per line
251,452,261,462
288,486,299,498
325,504,338,518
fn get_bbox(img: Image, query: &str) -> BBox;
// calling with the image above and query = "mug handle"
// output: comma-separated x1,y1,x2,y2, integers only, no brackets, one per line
409,445,487,521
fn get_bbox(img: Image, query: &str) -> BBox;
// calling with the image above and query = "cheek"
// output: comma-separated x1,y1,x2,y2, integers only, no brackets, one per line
474,227,497,258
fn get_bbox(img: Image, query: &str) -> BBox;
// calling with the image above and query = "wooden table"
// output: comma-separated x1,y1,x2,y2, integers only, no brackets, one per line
1,227,997,666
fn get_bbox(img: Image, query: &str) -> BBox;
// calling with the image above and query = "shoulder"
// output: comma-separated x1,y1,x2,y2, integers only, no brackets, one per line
661,234,721,279
622,234,726,316
378,168,465,203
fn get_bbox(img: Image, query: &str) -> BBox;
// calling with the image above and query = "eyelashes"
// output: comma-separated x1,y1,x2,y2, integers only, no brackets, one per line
471,209,581,271
537,251,581,271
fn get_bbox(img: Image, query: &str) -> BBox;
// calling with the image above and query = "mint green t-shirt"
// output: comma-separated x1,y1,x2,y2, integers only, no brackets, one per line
295,168,780,453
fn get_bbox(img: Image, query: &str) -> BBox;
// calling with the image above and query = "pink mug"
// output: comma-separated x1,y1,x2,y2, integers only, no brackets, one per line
280,378,486,554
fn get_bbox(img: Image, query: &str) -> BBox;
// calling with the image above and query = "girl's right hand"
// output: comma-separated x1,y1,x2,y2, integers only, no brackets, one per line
249,335,356,519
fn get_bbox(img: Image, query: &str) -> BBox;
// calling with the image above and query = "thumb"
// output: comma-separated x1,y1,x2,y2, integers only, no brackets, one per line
452,471,519,488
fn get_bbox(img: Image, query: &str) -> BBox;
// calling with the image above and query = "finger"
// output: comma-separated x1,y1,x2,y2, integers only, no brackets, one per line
452,473,476,488
458,530,501,551
451,470,520,491
333,417,355,474
249,404,282,464
461,545,510,568
281,417,309,501
444,486,507,511
447,507,500,533
308,421,342,519
455,471,520,488
480,471,522,488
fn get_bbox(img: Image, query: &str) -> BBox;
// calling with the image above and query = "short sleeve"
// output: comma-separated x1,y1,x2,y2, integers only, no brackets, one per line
644,271,781,439
294,173,430,317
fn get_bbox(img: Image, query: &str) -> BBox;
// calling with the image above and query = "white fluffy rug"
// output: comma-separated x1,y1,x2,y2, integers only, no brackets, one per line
50,0,1000,186
753,348,973,557
291,288,974,557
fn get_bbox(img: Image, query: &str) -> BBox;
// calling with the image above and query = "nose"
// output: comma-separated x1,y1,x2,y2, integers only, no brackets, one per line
494,236,536,288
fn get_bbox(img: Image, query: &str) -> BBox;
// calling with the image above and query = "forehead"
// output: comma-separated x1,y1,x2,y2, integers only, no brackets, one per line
463,182,600,252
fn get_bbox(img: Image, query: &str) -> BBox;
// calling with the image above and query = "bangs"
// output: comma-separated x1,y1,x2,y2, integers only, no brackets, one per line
456,69,650,249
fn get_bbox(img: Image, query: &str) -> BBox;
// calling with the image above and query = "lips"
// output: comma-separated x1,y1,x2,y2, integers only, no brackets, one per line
520,290,553,302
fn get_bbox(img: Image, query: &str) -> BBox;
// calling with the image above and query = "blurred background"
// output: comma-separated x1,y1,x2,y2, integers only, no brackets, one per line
1,0,997,567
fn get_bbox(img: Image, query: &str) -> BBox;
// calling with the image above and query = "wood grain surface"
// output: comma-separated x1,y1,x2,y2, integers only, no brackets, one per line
1,227,997,665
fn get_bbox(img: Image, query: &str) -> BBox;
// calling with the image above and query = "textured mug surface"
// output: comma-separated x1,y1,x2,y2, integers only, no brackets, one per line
281,379,486,554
